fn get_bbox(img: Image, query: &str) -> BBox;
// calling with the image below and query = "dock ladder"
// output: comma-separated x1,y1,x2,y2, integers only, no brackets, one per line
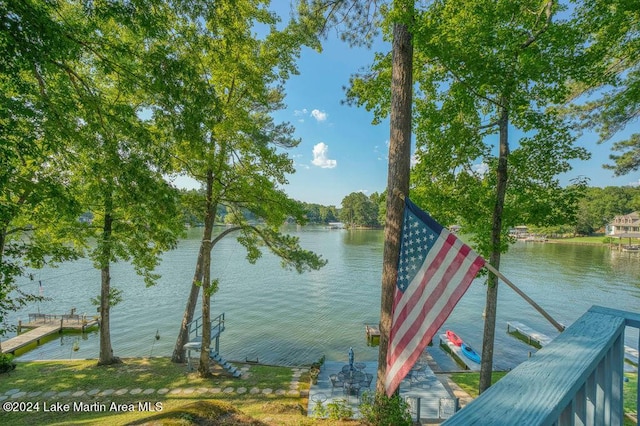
186,313,240,377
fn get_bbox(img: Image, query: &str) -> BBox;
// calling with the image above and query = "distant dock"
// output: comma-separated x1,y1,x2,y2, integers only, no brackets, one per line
365,324,380,345
507,321,553,349
1,312,99,355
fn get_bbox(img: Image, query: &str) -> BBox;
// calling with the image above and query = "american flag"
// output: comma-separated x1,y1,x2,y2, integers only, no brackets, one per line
385,198,485,396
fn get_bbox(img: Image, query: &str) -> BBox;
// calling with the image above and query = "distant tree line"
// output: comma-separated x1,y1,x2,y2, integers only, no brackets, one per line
177,185,640,234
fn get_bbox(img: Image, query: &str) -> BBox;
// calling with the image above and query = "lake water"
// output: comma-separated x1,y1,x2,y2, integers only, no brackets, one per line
6,227,640,370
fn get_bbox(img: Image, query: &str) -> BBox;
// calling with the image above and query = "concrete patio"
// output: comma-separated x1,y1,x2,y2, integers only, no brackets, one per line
308,355,457,422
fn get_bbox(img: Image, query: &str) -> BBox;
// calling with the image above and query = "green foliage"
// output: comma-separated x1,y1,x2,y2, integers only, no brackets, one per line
0,353,16,374
569,0,639,176
340,192,381,227
312,398,327,418
347,0,591,257
576,186,640,234
325,398,354,420
90,287,123,309
359,391,412,426
295,0,383,48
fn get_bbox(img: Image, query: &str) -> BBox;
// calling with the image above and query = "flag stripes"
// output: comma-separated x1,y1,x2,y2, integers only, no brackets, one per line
385,198,485,396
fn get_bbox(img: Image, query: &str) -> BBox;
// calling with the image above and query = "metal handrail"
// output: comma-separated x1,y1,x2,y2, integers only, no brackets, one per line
187,312,225,340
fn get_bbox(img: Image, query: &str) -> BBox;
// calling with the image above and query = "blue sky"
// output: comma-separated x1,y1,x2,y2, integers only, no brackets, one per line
174,5,639,207
272,32,639,207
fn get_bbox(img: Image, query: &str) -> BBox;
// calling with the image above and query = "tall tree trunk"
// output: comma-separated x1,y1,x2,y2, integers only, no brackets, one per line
197,170,216,376
198,239,212,376
171,243,205,363
0,228,6,353
97,206,120,365
376,0,414,395
479,103,509,393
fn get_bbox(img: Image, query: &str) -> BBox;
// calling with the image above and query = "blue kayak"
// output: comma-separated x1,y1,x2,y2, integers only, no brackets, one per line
461,343,481,364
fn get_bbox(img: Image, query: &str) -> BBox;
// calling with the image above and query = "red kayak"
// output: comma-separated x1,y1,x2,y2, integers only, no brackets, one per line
446,330,463,347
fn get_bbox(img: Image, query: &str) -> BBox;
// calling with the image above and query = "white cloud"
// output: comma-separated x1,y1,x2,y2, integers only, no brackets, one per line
472,162,489,177
311,142,337,168
357,189,369,195
311,109,328,122
294,108,308,116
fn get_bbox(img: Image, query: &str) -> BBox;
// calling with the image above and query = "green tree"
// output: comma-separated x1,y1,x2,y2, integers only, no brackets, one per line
340,191,380,227
147,1,326,376
348,0,589,392
65,3,185,365
0,0,90,342
1,1,186,365
570,0,639,176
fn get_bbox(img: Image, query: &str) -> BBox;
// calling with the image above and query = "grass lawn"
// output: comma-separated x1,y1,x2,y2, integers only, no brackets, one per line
0,358,357,426
547,234,640,246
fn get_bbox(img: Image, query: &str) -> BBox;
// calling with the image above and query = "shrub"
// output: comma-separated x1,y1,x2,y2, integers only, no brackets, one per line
0,353,16,374
359,391,412,426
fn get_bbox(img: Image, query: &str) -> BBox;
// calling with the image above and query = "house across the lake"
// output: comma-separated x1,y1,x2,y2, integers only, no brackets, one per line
608,212,640,236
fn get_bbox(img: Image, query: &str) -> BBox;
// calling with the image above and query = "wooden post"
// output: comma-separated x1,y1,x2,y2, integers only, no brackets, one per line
484,263,565,332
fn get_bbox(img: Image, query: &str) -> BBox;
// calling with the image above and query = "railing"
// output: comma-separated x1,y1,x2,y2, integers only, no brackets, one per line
444,305,639,425
187,312,225,340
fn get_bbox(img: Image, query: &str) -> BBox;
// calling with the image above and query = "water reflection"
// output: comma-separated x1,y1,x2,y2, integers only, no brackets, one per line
8,234,639,369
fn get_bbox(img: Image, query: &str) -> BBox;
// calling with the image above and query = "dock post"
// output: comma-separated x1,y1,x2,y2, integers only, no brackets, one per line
17,320,22,334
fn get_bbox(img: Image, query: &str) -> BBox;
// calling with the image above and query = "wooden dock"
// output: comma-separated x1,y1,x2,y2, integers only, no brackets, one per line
507,321,553,349
365,324,380,346
1,313,99,355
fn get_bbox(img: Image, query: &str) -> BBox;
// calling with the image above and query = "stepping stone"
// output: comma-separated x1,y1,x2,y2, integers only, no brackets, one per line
57,391,71,397
99,389,114,396
261,388,273,395
115,389,129,396
42,391,57,398
236,387,247,394
197,388,208,394
182,388,195,394
0,396,7,401
4,389,20,396
209,388,222,394
287,390,299,396
275,389,286,395
130,388,142,395
11,391,26,399
169,389,182,395
72,390,85,397
250,387,260,394
87,389,100,396
27,391,42,397
223,387,234,394
143,389,155,395
157,388,169,395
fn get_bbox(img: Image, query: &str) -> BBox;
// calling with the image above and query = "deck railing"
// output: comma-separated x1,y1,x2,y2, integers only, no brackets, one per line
443,305,639,425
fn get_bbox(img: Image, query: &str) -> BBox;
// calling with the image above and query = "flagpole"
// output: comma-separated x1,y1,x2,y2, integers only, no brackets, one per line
484,262,565,332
